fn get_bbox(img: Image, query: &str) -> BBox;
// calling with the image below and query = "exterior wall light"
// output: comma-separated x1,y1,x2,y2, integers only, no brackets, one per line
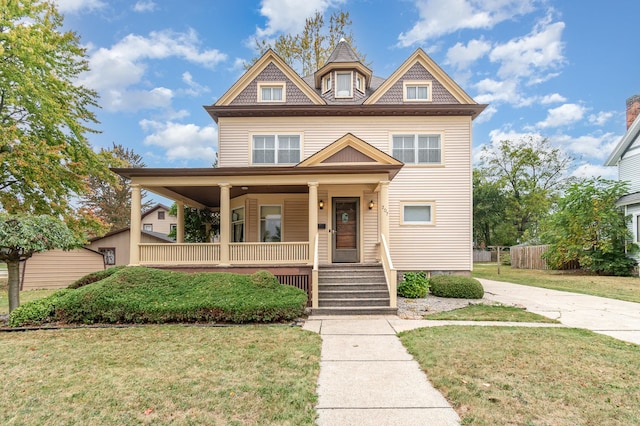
369,200,374,210
319,200,324,210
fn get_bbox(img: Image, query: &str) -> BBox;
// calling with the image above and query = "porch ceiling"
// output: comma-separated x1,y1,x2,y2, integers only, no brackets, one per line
113,164,401,210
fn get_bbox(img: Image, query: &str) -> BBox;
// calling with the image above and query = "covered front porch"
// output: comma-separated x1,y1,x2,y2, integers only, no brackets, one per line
116,167,400,308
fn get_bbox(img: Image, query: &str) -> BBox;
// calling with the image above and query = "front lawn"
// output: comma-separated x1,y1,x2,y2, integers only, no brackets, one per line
473,263,640,303
0,326,321,425
400,326,640,425
424,304,558,323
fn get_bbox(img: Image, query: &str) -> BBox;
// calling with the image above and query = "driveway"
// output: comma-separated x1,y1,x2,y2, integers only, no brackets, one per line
478,278,640,345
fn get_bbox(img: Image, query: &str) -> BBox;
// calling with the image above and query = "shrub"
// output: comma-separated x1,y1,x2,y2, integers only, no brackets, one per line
430,275,484,299
14,267,308,326
9,290,70,327
68,266,125,289
251,270,280,289
397,271,428,298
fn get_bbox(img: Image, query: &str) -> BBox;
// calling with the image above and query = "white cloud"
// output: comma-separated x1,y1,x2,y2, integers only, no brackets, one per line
140,120,217,162
474,78,521,104
540,93,566,104
79,30,226,112
589,111,614,126
133,1,156,12
397,0,537,47
552,132,620,161
474,104,498,123
536,103,585,128
446,39,492,70
571,163,617,180
55,0,105,14
255,0,343,38
181,72,210,97
489,18,565,81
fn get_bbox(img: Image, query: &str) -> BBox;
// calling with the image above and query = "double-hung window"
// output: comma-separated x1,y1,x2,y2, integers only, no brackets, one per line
392,134,442,164
403,81,432,102
258,83,285,102
260,205,282,242
336,72,352,97
252,134,301,164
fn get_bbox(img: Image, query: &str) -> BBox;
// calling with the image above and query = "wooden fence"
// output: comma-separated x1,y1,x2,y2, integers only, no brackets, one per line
510,245,550,269
473,249,492,262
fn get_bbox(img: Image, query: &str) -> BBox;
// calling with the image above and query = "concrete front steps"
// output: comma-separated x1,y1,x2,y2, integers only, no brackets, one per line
312,264,397,315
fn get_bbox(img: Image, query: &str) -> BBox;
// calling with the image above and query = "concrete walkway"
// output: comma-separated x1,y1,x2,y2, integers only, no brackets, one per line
304,316,461,426
478,278,640,345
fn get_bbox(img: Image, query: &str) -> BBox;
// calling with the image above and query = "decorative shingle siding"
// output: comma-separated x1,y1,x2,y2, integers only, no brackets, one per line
373,63,460,104
230,63,315,105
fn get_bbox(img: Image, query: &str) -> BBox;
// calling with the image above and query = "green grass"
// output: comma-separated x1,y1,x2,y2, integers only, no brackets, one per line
10,267,308,326
400,326,640,425
473,263,640,303
424,304,558,323
0,288,57,315
0,326,321,425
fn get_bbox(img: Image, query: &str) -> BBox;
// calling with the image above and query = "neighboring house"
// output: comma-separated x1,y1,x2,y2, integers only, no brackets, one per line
113,41,486,311
20,248,105,290
86,227,175,267
141,203,176,235
605,94,640,264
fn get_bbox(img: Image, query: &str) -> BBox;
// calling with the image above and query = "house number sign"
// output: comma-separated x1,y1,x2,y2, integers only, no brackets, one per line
341,212,349,223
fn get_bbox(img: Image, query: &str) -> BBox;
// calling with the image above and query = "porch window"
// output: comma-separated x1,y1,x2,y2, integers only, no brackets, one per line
401,202,434,225
336,72,352,98
392,134,442,164
260,205,282,242
232,207,245,242
252,135,300,164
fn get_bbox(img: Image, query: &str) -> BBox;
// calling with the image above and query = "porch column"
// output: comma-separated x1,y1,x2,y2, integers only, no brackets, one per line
379,180,390,243
176,201,184,243
219,183,231,265
308,182,319,265
129,183,141,266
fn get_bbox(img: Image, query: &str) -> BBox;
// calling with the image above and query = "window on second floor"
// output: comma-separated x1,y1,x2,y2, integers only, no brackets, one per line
252,134,301,165
143,224,153,231
403,81,432,102
336,72,352,98
257,82,285,102
157,211,165,220
392,134,442,164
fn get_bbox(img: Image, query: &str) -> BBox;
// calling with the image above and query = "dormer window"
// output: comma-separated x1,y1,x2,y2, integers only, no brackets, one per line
322,75,332,93
403,81,432,102
258,82,285,102
336,72,353,98
356,74,365,93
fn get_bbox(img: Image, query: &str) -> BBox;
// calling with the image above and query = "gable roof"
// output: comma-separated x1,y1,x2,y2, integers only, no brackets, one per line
89,226,175,243
605,113,640,166
215,49,325,106
364,48,476,105
297,133,403,170
141,203,171,219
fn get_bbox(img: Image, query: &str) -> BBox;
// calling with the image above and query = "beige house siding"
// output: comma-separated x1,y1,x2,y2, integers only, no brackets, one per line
218,115,472,271
141,206,176,235
21,249,105,290
87,230,173,266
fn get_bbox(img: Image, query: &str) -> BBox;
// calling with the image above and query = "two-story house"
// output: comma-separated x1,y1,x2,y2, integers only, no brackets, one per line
113,40,486,313
605,95,640,264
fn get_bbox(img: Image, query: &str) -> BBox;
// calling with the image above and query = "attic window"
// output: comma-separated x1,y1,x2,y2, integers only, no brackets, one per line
336,72,352,98
258,82,285,102
356,74,365,93
403,81,432,102
322,75,332,93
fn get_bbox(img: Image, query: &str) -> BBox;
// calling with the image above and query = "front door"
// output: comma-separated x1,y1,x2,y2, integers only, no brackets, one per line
332,198,359,263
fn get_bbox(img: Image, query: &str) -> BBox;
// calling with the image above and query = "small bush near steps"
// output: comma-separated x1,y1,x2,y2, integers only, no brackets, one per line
397,271,429,298
430,275,484,299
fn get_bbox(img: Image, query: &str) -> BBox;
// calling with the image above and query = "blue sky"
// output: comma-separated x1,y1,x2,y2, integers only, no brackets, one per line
56,0,639,181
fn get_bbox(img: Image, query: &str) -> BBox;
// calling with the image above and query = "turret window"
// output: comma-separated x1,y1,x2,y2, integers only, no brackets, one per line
336,72,353,98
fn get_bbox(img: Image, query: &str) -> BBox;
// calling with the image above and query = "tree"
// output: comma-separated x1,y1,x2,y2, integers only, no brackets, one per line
473,169,513,246
478,136,573,243
168,203,219,243
250,10,366,76
81,143,153,231
0,214,83,312
0,0,114,236
541,178,638,276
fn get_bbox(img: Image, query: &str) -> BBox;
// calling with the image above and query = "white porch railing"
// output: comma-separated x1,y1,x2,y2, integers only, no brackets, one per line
379,234,397,308
229,242,309,264
139,243,220,265
139,242,310,265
